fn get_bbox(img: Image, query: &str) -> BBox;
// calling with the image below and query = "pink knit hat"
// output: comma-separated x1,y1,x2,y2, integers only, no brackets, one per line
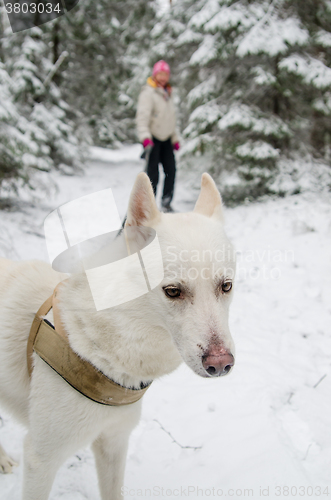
152,60,170,77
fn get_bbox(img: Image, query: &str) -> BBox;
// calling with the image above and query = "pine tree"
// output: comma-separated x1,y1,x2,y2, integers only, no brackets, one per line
0,61,34,192
0,9,46,192
283,0,331,158
4,25,83,172
0,13,83,194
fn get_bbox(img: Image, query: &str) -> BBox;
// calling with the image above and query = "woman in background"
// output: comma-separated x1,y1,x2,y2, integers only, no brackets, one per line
136,60,180,213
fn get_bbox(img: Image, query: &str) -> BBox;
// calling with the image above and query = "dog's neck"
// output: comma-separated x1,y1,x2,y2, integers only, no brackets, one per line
56,274,182,390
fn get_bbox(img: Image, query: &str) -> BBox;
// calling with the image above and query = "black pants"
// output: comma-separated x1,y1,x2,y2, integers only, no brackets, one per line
146,137,176,206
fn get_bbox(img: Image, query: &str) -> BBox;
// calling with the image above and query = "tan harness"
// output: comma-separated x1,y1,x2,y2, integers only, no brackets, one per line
27,284,151,406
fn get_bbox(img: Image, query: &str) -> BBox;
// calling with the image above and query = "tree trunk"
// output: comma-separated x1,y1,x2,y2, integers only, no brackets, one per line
53,20,60,64
273,56,280,116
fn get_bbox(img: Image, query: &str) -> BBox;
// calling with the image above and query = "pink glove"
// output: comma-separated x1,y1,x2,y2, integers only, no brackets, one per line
173,142,180,151
143,138,154,148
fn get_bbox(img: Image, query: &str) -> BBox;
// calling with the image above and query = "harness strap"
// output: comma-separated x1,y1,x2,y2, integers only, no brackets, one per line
33,320,151,405
27,284,152,405
27,295,53,377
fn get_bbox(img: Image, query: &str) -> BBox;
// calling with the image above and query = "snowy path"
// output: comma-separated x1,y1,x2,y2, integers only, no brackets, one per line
0,146,330,500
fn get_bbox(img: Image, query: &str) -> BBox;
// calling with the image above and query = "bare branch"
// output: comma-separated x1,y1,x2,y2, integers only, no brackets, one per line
153,419,202,451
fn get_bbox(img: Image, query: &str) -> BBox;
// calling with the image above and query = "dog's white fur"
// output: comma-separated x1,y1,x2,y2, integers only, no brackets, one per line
0,173,236,499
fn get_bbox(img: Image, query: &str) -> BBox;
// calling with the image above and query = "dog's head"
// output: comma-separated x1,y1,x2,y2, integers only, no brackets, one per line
126,172,236,378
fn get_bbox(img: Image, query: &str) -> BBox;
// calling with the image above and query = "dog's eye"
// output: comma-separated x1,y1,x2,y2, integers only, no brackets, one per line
221,281,232,293
163,286,181,298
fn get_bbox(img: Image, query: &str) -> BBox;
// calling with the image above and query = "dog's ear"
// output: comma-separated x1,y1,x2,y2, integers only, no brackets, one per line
126,172,161,226
194,173,224,221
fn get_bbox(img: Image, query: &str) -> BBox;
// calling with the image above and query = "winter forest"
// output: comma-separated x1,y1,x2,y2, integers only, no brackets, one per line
1,0,331,201
0,1,331,499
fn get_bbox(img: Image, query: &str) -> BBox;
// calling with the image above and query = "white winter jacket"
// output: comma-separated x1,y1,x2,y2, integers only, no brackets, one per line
136,77,179,144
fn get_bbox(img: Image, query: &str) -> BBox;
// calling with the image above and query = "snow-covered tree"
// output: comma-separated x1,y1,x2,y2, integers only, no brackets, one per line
0,12,84,194
4,25,83,172
0,62,34,192
0,11,48,192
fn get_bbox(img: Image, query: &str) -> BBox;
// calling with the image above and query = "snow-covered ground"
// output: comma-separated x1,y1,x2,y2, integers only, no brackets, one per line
0,145,330,500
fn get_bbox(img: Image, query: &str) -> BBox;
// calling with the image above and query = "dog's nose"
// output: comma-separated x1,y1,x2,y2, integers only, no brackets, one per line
202,352,234,377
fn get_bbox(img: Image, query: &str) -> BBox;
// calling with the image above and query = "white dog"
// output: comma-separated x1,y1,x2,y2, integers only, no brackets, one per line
0,172,236,500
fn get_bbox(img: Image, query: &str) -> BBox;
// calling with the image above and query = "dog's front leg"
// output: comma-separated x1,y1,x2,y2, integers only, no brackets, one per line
22,433,62,500
92,430,130,500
